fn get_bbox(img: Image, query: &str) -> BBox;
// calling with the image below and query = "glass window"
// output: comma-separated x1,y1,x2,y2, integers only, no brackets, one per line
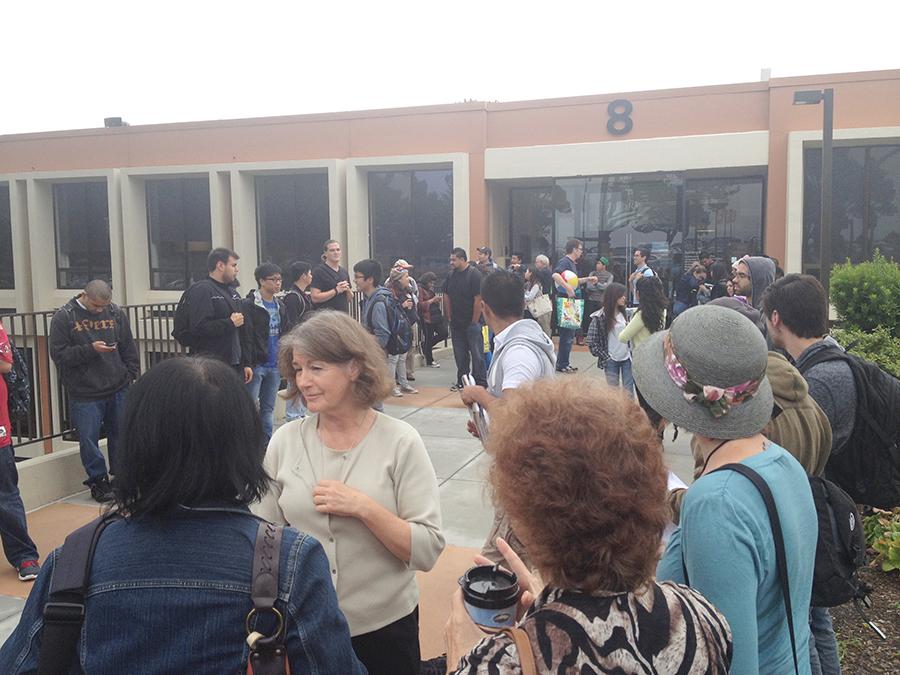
146,177,212,290
255,173,331,269
512,172,765,293
0,185,12,289
510,187,554,263
369,169,453,279
685,177,765,266
803,144,900,276
53,182,111,289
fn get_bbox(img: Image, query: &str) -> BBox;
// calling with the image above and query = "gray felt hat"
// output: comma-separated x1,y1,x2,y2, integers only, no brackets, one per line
632,304,773,439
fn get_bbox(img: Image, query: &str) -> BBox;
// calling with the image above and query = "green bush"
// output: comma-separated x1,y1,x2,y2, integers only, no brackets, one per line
864,508,900,573
829,252,900,337
832,327,900,378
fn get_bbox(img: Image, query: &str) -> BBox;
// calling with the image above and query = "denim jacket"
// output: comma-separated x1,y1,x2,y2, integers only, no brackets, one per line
0,504,366,675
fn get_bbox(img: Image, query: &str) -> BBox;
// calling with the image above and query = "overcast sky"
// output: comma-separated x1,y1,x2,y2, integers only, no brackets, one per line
4,1,898,135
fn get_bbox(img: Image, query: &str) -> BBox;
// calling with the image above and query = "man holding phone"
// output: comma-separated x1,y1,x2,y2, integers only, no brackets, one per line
49,280,139,502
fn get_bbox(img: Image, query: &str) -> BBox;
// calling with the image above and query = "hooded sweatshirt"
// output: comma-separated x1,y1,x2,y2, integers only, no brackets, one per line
487,319,557,397
743,256,776,309
49,296,140,400
361,286,395,351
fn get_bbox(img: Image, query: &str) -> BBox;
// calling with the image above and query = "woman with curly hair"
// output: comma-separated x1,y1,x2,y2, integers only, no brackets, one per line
444,377,733,673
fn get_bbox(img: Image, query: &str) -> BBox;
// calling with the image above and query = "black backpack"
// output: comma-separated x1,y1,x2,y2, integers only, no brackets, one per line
798,346,900,508
808,475,867,607
3,334,31,419
365,295,412,356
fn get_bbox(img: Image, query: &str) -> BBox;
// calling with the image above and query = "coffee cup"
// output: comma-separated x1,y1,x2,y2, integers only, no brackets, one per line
459,565,519,629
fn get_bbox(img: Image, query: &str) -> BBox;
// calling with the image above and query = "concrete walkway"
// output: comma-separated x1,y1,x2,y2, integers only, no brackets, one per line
0,343,698,656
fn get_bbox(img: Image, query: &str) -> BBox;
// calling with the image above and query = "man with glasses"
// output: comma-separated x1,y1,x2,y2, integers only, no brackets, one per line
241,263,289,442
733,255,776,310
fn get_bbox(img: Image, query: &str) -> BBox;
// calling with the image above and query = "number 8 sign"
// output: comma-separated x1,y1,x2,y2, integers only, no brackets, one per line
607,99,633,136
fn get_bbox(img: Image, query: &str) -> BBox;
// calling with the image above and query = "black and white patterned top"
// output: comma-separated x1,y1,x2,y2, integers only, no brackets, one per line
452,581,732,674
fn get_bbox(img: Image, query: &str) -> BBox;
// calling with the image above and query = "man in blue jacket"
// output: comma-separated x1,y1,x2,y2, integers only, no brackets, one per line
49,280,139,502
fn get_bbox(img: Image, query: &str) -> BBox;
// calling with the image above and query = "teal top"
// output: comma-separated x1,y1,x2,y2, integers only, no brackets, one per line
657,443,816,675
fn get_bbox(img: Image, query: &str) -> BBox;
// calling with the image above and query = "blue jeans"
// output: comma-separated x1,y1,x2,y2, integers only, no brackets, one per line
0,444,38,567
246,365,281,441
809,606,841,675
285,396,306,422
450,324,487,387
557,327,576,370
70,388,126,484
605,358,634,396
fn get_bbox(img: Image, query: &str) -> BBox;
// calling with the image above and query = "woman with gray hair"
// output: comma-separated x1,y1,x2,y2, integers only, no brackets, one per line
634,305,818,675
253,310,445,675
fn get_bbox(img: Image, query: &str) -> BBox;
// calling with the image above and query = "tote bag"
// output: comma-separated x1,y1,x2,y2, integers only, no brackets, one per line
527,293,553,318
556,297,583,330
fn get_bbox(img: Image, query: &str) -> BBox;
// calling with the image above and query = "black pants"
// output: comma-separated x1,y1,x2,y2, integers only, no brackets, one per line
422,321,449,365
351,607,420,675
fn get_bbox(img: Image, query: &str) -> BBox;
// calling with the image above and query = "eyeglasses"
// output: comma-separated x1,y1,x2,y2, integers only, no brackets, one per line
263,276,282,283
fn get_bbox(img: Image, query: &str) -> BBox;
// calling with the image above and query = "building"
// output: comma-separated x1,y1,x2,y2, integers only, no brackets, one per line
1,68,899,311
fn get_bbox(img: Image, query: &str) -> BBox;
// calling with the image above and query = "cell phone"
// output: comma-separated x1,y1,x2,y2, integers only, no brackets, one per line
105,342,117,347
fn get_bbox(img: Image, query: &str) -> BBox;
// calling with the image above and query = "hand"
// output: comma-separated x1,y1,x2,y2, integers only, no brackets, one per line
466,419,480,439
337,281,351,293
459,385,484,407
431,296,441,305
565,286,575,299
473,537,541,621
243,367,253,384
230,312,245,327
402,299,413,309
445,588,489,671
92,341,117,353
313,480,369,518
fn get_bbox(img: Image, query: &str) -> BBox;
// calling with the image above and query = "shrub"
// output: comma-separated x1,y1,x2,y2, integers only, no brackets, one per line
832,327,900,379
829,252,900,337
864,508,900,573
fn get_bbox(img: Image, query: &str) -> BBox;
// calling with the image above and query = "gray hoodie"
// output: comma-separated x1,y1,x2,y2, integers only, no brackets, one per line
744,256,776,309
361,286,394,350
487,319,557,397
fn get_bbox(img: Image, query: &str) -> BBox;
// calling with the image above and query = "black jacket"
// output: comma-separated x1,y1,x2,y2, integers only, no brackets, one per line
240,290,289,366
49,296,140,400
183,278,245,366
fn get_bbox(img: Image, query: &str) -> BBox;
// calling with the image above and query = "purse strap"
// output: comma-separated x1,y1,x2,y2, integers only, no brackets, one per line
711,463,800,675
246,521,289,675
500,626,537,675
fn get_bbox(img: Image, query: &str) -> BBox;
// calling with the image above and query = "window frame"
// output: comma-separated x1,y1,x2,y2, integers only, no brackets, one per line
51,181,112,290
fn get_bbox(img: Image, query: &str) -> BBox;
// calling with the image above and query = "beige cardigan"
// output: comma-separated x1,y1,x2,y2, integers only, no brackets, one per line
252,412,445,635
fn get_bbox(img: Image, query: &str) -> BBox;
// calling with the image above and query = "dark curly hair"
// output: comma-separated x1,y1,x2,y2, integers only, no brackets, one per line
486,378,669,593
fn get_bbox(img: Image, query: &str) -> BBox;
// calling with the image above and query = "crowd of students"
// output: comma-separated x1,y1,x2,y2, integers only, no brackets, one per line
0,236,884,675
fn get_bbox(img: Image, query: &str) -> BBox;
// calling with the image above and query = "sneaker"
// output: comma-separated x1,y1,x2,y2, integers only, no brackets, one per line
449,383,462,392
17,560,40,581
392,387,404,397
407,374,416,381
89,476,114,503
426,363,441,368
400,385,418,394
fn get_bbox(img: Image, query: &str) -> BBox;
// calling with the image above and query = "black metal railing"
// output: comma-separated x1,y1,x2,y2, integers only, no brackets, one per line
2,292,444,453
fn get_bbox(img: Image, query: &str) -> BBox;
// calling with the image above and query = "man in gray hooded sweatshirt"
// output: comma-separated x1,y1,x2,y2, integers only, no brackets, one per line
733,255,776,309
460,270,556,565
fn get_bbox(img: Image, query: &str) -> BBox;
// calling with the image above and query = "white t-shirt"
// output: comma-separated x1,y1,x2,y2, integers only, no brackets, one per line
608,312,631,362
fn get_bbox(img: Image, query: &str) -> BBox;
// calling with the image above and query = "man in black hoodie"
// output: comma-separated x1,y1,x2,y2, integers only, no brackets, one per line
49,280,139,502
179,248,252,383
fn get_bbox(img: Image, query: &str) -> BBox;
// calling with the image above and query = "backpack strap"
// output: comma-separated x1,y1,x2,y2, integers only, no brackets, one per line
711,463,800,675
246,522,287,675
795,344,849,375
500,626,537,675
38,513,121,675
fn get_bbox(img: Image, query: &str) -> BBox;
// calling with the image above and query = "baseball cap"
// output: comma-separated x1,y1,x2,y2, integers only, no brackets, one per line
476,246,492,257
392,259,413,269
